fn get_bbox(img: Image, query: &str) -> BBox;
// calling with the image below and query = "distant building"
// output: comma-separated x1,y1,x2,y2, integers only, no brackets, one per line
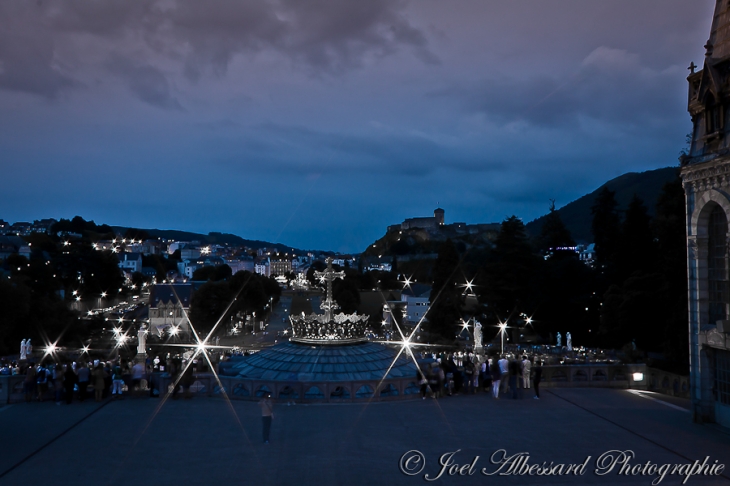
400,208,445,230
148,283,200,335
255,260,270,277
401,283,431,324
226,257,255,274
118,252,143,274
31,219,57,234
270,258,292,276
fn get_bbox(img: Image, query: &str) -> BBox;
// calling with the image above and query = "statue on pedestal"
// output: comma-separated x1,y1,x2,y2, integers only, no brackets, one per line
473,321,483,350
137,324,147,355
556,332,562,347
20,339,27,360
566,332,572,351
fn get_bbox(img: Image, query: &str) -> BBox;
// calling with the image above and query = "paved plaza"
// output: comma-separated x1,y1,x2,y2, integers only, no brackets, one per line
0,388,728,486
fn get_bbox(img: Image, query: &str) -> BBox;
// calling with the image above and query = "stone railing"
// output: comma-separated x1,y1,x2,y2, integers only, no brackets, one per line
146,373,422,403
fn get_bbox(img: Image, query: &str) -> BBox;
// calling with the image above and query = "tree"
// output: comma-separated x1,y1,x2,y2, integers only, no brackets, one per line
124,228,151,241
591,187,621,271
192,264,232,282
652,175,689,372
617,194,655,279
480,216,539,318
332,278,361,314
427,239,461,341
537,200,575,256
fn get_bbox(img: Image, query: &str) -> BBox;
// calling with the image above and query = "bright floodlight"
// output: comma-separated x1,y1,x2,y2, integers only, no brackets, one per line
46,344,56,353
82,346,89,353
101,292,107,298
170,326,179,336
632,372,644,382
525,317,532,324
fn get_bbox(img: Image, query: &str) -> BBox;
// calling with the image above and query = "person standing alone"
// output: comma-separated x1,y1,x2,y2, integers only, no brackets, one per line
532,360,543,399
259,392,274,444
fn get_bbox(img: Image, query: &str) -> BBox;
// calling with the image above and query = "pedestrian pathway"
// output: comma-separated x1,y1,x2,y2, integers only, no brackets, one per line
0,388,728,485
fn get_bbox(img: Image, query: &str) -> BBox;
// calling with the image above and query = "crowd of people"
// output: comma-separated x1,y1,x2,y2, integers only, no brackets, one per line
6,356,200,405
417,353,543,400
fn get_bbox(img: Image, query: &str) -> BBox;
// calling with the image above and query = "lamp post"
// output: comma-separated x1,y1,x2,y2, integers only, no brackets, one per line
499,321,507,355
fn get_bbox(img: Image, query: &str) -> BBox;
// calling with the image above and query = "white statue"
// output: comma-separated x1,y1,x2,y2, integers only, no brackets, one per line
20,339,27,360
26,339,32,356
566,332,573,351
473,321,483,349
556,332,562,347
137,324,147,355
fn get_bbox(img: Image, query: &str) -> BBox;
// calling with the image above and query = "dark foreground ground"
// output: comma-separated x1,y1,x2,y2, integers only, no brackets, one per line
0,388,728,486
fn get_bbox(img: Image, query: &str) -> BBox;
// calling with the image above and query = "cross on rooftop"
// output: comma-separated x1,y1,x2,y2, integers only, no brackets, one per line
314,257,346,321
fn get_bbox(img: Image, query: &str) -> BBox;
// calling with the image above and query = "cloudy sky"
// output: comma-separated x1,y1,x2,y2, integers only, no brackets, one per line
0,0,714,252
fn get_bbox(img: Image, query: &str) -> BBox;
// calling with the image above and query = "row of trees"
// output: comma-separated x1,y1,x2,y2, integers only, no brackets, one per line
424,174,688,372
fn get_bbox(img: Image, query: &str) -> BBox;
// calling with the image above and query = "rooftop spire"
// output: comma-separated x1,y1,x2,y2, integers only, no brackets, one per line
707,0,730,60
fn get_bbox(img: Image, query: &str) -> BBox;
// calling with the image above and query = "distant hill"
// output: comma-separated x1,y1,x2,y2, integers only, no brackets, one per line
111,227,311,254
525,167,680,243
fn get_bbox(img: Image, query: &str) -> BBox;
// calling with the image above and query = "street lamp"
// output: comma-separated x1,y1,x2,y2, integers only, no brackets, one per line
498,321,508,355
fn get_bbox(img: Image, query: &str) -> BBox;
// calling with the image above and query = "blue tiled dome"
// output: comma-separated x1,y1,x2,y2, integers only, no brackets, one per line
231,341,417,382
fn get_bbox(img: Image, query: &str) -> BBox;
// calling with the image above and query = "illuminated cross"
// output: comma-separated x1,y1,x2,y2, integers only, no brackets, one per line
314,257,345,321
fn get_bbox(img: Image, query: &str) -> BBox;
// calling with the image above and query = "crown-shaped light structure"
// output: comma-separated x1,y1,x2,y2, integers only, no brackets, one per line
289,257,369,344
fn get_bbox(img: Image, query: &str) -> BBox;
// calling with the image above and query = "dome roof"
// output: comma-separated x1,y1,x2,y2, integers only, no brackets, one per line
230,341,417,382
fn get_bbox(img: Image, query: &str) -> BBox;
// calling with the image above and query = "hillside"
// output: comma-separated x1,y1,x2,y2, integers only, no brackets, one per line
525,167,680,243
111,226,310,254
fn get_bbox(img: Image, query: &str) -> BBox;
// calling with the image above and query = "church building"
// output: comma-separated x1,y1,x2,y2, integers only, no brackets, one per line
680,0,730,427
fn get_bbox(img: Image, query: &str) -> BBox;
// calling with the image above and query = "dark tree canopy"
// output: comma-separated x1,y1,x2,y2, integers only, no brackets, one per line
479,216,539,318
192,264,232,282
617,194,655,279
538,200,575,255
591,187,621,270
427,239,461,341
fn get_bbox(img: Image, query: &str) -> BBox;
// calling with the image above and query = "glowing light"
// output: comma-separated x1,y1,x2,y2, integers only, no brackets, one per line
75,296,81,302
169,326,179,336
45,344,56,354
81,346,89,353
72,290,78,296
632,372,644,381
525,317,532,325
101,292,107,298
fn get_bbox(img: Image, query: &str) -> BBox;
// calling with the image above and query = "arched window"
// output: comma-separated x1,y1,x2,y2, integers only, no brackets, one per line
705,94,722,134
708,205,728,324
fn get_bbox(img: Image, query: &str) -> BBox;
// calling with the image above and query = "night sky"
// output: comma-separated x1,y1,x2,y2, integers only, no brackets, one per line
0,1,713,252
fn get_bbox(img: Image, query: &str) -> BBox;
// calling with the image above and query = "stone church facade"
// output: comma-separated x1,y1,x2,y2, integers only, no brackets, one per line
681,0,730,428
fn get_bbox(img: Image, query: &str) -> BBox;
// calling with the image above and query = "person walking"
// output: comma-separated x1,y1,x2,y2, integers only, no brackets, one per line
508,358,521,399
417,369,428,399
111,362,124,399
53,363,65,405
77,362,90,402
463,359,475,395
23,364,36,403
498,355,509,395
522,356,532,389
533,360,543,400
64,363,77,404
92,364,107,402
259,392,274,444
36,362,49,402
131,361,146,395
490,358,501,399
